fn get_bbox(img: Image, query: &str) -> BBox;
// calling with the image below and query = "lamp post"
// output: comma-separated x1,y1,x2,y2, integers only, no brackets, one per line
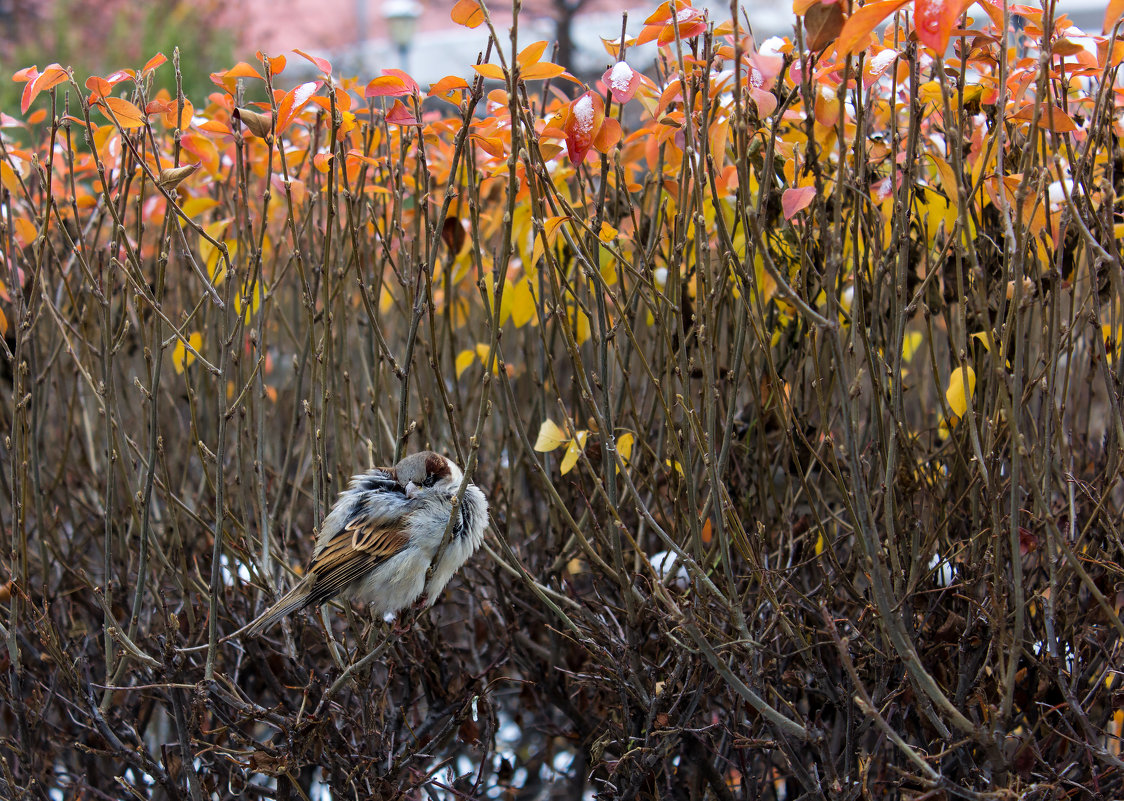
384,0,422,71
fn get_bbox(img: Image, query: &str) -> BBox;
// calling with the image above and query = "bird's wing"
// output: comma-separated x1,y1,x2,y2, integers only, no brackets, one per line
306,517,410,605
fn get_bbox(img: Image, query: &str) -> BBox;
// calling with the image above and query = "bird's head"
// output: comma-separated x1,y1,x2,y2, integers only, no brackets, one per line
395,451,463,499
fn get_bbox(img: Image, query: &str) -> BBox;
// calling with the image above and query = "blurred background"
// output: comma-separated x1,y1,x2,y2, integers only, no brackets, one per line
0,0,1113,107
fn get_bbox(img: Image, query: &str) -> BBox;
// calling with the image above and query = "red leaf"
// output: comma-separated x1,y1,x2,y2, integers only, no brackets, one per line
563,91,605,165
914,0,959,53
782,186,817,220
293,49,332,77
451,0,486,28
603,61,640,103
385,99,419,126
837,0,910,56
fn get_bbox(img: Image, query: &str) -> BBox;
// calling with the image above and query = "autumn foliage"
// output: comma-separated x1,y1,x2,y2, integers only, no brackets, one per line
2,0,1124,797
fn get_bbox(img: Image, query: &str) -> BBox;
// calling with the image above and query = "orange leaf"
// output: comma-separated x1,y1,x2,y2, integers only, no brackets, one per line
142,53,167,74
161,99,193,129
366,75,411,97
471,134,505,157
782,186,817,219
1011,104,1078,133
658,8,708,45
430,75,469,95
644,0,680,24
381,69,419,94
101,97,146,128
518,41,549,66
225,61,265,80
293,49,332,76
22,64,67,113
256,51,287,75
593,117,621,153
451,0,486,27
520,62,565,80
276,81,320,133
472,63,507,81
837,0,910,56
1106,0,1124,33
429,75,469,104
313,152,334,173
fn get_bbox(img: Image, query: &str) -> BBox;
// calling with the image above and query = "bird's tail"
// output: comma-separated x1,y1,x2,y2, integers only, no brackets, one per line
244,578,314,637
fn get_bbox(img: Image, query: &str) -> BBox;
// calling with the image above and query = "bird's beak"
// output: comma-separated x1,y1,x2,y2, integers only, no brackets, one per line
405,481,419,499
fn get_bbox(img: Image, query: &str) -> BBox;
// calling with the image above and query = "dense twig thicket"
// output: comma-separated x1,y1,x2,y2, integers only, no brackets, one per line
2,0,1123,798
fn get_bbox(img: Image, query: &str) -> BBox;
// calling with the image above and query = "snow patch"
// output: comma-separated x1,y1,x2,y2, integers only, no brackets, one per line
572,94,596,134
609,61,634,94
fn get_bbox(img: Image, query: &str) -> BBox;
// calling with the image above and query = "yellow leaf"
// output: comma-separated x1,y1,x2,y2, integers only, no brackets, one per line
455,348,477,378
379,284,395,314
533,418,569,452
902,331,923,362
509,277,536,328
945,365,976,419
180,196,219,218
569,304,591,345
814,533,824,556
615,432,634,474
665,458,684,477
199,220,231,284
531,215,571,269
616,432,634,463
598,221,618,242
1,161,20,193
235,282,264,324
560,430,588,474
474,342,498,374
172,331,203,374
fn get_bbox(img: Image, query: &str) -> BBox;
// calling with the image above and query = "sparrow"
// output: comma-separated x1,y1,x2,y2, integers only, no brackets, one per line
245,451,488,636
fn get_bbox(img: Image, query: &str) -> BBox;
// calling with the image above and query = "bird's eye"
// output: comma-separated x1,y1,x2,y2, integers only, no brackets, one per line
423,474,438,488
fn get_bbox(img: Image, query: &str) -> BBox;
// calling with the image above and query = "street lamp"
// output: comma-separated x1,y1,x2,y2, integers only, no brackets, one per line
384,0,422,70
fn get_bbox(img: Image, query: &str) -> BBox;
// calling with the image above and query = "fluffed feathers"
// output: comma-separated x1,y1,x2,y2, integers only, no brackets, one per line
244,452,488,636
